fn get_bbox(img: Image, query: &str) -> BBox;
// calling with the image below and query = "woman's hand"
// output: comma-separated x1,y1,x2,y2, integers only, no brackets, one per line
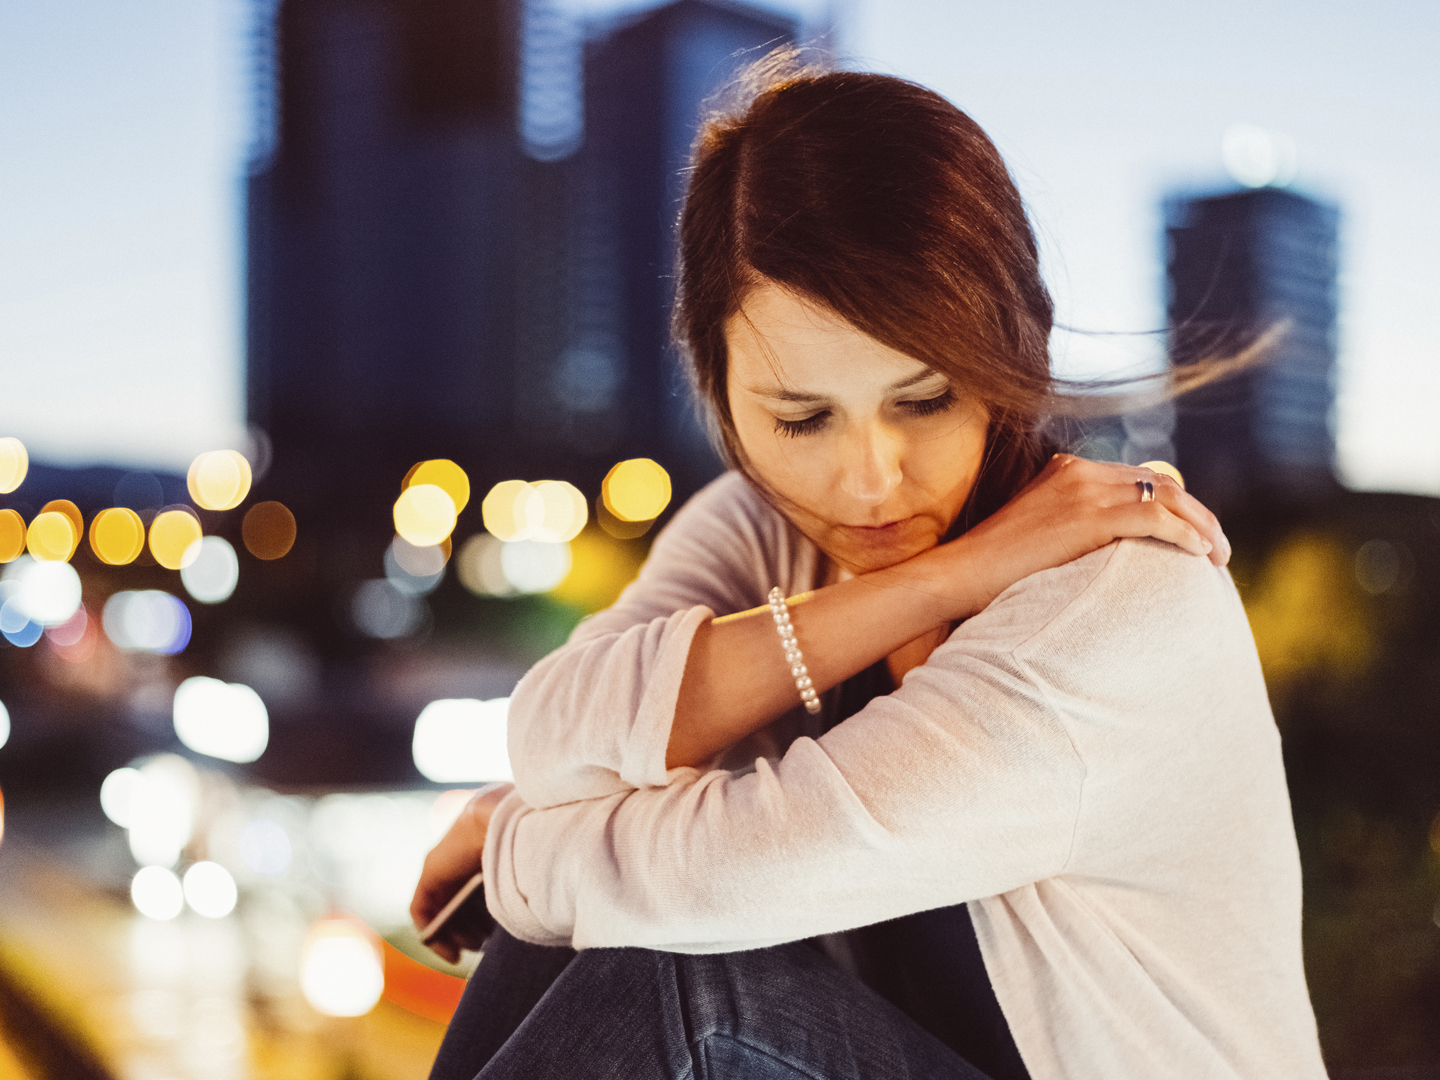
410,784,512,964
951,455,1230,615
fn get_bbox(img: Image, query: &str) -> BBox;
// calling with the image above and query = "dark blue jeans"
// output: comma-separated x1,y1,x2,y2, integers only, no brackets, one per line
427,924,1020,1079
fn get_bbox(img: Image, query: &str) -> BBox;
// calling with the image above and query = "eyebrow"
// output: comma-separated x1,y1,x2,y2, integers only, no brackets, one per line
746,368,945,403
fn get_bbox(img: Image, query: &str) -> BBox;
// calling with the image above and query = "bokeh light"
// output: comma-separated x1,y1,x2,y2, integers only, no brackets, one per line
1138,460,1186,489
241,500,296,559
149,509,203,570
182,861,238,919
394,483,458,547
89,507,146,565
596,495,654,539
549,527,648,613
44,604,88,647
481,479,587,542
385,535,446,596
125,755,198,868
501,539,572,593
187,449,253,511
403,459,471,513
131,866,184,921
3,556,82,626
456,533,514,597
0,437,28,494
0,700,9,751
602,458,671,522
102,590,192,654
412,698,514,783
180,536,240,604
100,766,142,827
173,676,269,763
26,510,77,561
351,579,424,639
0,509,25,562
300,919,385,1017
237,818,292,876
43,499,84,542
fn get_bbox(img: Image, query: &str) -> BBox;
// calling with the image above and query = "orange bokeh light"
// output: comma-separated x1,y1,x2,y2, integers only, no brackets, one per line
241,501,297,560
0,509,25,562
90,508,147,565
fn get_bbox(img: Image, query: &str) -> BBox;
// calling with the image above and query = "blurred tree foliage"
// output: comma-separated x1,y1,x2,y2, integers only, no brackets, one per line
1230,492,1440,1071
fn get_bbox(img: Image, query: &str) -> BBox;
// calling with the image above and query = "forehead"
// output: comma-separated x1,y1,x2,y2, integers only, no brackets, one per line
725,283,935,394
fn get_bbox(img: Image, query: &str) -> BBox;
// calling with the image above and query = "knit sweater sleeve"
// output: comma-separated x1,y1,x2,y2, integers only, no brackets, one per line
482,549,1109,952
504,472,818,810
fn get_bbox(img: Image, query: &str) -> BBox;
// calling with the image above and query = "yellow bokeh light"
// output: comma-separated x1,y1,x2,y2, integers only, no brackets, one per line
531,481,588,542
596,495,654,540
187,450,253,511
548,526,649,613
481,480,533,542
481,480,588,542
1138,460,1185,490
26,511,77,562
241,501,296,560
90,508,147,566
0,438,28,495
404,459,471,513
0,509,26,562
602,459,671,523
42,500,84,545
394,484,457,547
149,510,204,570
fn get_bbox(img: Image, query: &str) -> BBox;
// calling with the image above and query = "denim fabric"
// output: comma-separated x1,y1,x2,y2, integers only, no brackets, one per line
429,928,994,1080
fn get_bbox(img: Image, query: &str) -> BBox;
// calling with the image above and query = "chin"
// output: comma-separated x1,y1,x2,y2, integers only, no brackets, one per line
821,519,942,574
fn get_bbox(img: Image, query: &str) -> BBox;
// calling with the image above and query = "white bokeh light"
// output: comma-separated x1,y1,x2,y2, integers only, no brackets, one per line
2,556,82,626
300,921,385,1017
99,766,142,827
237,817,292,877
102,590,192,654
412,698,513,783
0,699,9,750
173,676,269,764
182,861,238,918
127,756,198,868
500,539,571,594
180,536,240,604
131,866,185,921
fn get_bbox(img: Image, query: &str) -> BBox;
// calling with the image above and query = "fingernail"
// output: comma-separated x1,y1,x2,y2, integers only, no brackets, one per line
1200,539,1213,554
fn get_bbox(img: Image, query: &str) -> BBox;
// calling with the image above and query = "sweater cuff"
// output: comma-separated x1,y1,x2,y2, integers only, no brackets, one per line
482,789,572,948
618,604,713,790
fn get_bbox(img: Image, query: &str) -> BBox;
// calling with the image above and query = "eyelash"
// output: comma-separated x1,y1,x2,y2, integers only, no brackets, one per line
773,387,959,438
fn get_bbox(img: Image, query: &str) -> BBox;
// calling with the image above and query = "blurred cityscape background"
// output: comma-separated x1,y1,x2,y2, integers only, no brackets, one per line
1,0,1437,1077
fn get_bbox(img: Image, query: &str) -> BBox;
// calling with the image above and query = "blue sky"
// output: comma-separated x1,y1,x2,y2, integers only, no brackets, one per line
2,0,1437,493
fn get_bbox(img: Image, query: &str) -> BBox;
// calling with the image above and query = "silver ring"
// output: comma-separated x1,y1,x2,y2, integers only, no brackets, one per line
1137,479,1155,504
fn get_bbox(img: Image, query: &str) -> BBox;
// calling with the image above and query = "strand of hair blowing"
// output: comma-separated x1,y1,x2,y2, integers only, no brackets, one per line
673,49,1058,530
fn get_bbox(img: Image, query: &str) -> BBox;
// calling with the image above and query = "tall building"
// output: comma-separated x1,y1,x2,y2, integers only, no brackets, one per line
513,0,795,497
247,0,524,515
247,0,794,521
1165,187,1340,509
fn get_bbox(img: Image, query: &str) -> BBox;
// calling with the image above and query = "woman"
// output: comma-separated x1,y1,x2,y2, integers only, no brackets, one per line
413,55,1326,1080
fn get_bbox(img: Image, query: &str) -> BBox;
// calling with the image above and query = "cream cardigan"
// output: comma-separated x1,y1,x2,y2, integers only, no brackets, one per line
483,472,1327,1080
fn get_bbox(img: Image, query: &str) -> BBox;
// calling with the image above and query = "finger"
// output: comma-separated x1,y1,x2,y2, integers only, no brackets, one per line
1117,501,1212,558
1146,476,1230,566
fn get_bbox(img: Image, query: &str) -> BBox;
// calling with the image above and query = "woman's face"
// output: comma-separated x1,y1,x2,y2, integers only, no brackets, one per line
725,283,990,575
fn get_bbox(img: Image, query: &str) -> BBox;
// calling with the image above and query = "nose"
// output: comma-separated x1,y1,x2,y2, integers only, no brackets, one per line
837,418,903,505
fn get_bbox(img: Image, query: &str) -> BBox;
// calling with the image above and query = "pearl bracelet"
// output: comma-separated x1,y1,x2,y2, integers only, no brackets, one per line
768,586,821,715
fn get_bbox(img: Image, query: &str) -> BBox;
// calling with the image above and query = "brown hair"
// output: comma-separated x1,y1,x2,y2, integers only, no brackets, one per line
674,50,1059,530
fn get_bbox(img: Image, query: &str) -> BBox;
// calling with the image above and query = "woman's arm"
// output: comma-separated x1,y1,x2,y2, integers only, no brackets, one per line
666,456,1224,768
506,458,1222,809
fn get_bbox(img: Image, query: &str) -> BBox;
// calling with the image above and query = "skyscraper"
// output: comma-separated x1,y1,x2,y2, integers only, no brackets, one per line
513,0,795,497
1165,187,1340,509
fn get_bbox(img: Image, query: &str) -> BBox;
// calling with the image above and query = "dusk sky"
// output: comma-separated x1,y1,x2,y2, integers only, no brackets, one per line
2,0,1436,493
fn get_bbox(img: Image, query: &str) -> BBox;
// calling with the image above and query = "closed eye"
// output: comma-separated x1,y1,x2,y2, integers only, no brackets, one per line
774,410,830,438
898,387,958,417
